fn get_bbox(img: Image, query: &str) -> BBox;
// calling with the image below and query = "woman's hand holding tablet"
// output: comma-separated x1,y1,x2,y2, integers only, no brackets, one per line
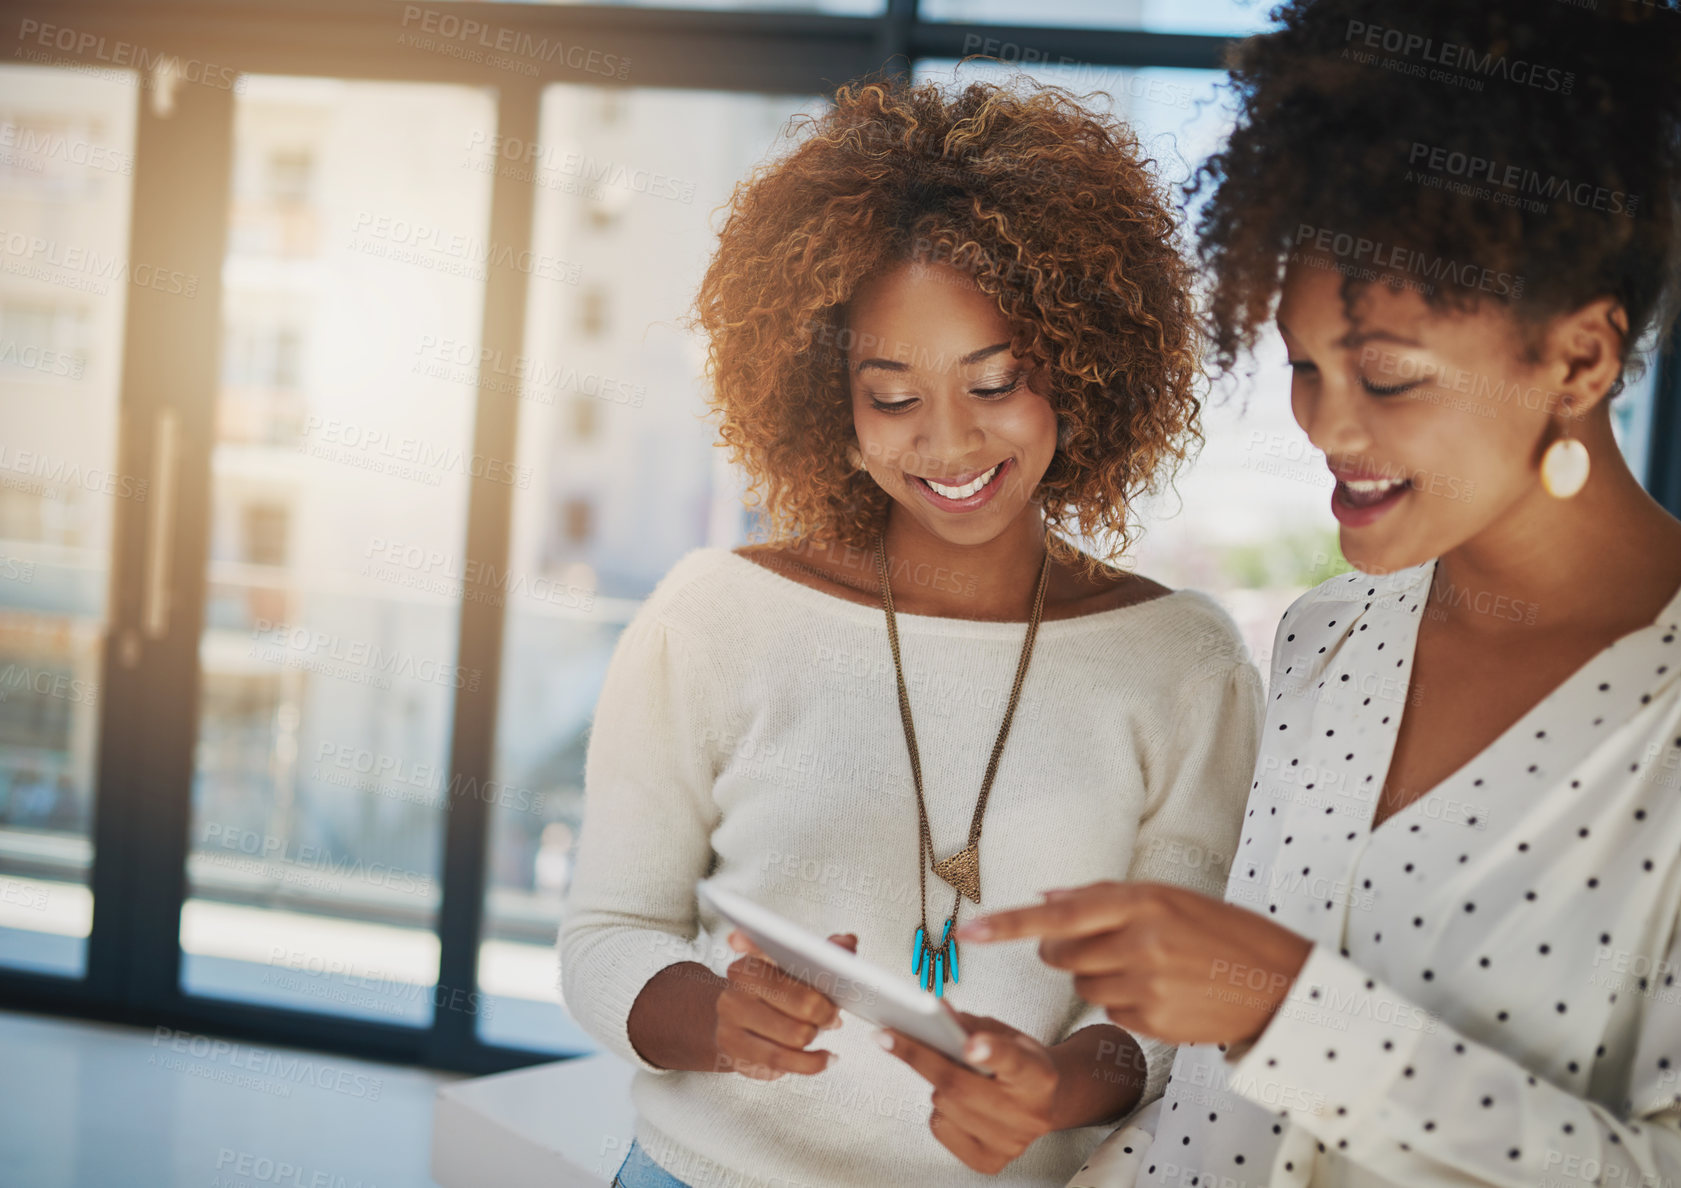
716,926,853,1081
698,882,1139,1170
875,1008,1066,1175
698,880,993,1076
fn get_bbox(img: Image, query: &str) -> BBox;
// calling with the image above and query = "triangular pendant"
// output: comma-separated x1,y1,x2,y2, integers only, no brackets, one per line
933,843,981,903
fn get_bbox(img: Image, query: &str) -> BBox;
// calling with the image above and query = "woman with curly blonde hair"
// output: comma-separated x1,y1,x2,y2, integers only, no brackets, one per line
558,74,1263,1188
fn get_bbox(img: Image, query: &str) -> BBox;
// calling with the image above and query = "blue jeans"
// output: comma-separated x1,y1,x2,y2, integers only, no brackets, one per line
611,1138,692,1188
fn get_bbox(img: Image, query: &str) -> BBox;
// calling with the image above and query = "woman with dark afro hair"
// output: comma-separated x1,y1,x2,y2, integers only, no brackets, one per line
558,76,1266,1187
959,2,1681,1186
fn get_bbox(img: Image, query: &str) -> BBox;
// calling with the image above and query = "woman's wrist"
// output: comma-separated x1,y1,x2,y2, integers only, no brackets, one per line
626,961,728,1072
1047,1024,1145,1131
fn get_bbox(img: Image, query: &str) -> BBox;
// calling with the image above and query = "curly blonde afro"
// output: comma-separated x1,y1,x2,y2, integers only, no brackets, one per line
692,72,1205,565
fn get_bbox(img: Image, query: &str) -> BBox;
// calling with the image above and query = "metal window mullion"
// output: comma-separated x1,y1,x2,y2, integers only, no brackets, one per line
427,80,541,1069
908,22,1235,70
85,72,235,1015
15,2,1234,92
878,0,918,78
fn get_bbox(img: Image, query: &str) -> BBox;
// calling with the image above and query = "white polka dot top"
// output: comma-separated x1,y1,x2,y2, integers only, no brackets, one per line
1082,558,1681,1188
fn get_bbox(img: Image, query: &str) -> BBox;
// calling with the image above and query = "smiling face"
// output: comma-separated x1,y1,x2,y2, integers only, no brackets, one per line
845,260,1058,548
1277,253,1613,576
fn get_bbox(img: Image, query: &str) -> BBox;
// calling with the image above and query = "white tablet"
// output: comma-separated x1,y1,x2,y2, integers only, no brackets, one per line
696,880,995,1078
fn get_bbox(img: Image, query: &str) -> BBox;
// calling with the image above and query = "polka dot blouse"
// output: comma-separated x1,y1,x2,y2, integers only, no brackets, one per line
1077,559,1681,1188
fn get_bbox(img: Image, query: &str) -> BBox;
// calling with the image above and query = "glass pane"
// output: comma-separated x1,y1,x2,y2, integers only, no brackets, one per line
0,65,137,978
1613,350,1660,488
180,75,494,1025
920,0,1275,36
476,84,814,1054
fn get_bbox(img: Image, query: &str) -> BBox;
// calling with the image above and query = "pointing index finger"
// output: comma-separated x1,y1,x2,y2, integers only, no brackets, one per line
954,886,1132,942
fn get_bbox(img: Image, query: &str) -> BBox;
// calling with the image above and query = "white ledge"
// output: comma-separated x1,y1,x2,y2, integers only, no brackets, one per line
431,1052,636,1188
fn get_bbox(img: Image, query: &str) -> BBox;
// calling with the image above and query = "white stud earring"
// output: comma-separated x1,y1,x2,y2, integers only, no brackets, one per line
846,444,866,471
1540,399,1590,499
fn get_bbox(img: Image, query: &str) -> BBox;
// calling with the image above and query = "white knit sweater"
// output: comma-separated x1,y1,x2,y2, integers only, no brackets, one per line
557,547,1263,1188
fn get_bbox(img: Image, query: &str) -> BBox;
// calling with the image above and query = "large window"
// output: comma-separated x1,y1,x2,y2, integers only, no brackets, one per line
476,83,811,1053
180,75,495,1026
0,64,137,980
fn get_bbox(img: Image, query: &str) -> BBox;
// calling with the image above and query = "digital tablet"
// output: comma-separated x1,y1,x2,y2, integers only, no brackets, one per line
696,880,995,1078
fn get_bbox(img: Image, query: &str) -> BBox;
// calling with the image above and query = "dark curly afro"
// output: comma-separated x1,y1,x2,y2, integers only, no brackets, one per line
1192,0,1681,383
692,73,1204,567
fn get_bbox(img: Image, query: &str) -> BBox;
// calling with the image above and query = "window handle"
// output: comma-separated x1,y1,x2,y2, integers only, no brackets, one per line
142,407,178,639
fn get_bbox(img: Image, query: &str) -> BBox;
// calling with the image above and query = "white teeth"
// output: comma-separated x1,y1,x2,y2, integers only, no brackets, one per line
925,463,1001,500
1342,477,1405,493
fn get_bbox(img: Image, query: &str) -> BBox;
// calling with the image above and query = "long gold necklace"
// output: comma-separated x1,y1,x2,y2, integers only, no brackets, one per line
875,530,1051,996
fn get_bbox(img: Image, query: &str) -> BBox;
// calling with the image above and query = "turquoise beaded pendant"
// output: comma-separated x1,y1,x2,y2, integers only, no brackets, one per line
912,918,960,997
